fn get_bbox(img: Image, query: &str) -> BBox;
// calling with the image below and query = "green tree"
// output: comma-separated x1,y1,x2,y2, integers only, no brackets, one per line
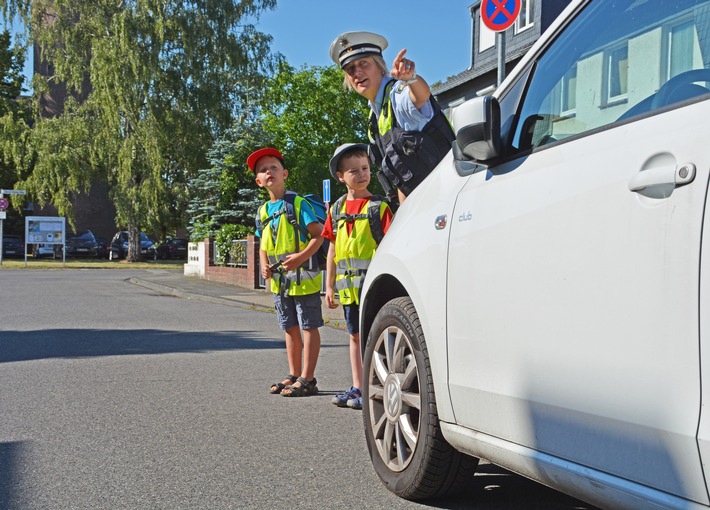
187,119,266,242
1,0,277,260
259,62,369,196
0,27,31,198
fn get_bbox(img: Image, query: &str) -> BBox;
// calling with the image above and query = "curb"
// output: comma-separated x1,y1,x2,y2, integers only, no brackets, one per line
128,277,347,330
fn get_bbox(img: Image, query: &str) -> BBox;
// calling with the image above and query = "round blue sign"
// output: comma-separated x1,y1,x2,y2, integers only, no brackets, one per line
481,0,522,32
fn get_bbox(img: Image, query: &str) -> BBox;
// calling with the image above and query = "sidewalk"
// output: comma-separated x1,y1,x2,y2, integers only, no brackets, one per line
129,270,347,330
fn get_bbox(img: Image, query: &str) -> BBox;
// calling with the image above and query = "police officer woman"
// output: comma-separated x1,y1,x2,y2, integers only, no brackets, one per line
329,31,454,204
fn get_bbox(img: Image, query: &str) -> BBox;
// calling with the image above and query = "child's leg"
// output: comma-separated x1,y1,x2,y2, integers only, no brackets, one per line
273,294,303,384
300,327,321,381
292,293,324,384
284,325,303,378
350,332,362,390
343,305,362,389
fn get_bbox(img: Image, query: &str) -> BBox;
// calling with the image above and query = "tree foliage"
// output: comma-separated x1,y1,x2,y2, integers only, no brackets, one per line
186,118,266,242
0,27,31,203
0,0,278,260
259,62,369,196
187,62,368,242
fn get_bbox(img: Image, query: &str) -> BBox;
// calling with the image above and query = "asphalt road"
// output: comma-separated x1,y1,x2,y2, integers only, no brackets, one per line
0,269,597,510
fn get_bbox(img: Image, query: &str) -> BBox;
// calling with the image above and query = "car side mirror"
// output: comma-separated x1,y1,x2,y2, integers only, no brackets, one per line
451,96,501,163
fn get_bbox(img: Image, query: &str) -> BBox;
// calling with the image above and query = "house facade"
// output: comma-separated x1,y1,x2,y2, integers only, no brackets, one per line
434,0,572,114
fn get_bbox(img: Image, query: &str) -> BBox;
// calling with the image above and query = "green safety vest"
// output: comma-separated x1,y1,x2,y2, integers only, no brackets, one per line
333,198,387,305
259,196,322,296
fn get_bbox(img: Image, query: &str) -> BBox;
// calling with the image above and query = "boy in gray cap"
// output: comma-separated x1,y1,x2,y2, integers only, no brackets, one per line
329,31,454,204
322,143,393,409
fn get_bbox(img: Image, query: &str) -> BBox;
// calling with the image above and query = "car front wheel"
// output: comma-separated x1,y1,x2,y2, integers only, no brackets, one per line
363,296,478,500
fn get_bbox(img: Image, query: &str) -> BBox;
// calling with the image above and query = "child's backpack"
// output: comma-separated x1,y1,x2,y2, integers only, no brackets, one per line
256,191,329,270
330,194,387,245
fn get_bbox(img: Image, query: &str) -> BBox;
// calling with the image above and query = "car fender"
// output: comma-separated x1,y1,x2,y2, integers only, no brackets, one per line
361,151,471,423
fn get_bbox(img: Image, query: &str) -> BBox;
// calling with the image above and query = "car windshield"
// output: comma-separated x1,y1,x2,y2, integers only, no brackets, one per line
74,232,94,240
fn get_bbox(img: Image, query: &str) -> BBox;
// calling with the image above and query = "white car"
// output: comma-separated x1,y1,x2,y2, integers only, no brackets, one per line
359,0,710,509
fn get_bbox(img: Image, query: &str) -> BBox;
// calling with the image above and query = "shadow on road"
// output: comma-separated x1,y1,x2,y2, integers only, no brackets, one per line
0,329,296,364
430,462,598,510
0,441,27,510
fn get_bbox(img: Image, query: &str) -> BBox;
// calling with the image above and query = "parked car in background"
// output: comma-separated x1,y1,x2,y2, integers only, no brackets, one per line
109,231,156,260
357,1,710,509
64,230,99,258
95,237,110,259
2,235,24,258
32,244,61,259
155,238,188,260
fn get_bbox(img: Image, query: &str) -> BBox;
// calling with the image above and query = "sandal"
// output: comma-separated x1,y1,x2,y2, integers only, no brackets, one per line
270,374,298,394
281,377,318,397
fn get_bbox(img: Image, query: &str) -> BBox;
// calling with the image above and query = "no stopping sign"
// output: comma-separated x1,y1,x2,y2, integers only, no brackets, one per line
481,0,522,32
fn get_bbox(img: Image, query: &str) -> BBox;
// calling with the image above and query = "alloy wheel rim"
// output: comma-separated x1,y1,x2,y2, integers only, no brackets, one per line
368,325,421,472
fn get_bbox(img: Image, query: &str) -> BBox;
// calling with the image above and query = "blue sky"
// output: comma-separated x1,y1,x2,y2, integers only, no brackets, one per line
254,1,474,84
6,1,476,91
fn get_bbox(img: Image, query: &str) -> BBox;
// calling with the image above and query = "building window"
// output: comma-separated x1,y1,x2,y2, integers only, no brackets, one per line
515,0,535,33
561,65,577,114
479,14,495,52
604,43,628,104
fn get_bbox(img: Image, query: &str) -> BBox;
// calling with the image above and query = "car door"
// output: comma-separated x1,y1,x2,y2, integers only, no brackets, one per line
447,0,710,503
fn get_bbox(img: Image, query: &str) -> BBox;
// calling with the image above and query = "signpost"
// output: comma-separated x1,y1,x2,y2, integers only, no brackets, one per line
0,189,26,267
322,179,331,206
481,0,522,86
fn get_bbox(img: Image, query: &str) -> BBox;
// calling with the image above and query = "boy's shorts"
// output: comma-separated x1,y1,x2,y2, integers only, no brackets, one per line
343,303,360,335
273,292,324,331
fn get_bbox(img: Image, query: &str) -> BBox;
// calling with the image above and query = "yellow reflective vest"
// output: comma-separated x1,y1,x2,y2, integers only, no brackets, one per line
259,196,322,296
333,198,388,305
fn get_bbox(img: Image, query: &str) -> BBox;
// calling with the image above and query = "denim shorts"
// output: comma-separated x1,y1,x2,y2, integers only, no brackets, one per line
273,292,324,331
343,304,360,335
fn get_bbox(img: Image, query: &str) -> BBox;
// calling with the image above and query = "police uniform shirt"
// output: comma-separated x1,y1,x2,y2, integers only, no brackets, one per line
368,77,434,132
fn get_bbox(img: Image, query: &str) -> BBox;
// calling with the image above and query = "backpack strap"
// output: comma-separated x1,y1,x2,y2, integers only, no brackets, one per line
255,202,286,237
283,191,311,240
367,195,386,245
331,194,386,245
330,194,348,240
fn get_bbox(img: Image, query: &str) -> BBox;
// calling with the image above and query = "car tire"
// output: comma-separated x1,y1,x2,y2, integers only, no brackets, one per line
363,296,479,500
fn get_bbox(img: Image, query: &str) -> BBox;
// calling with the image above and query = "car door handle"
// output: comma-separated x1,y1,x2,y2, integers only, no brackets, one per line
628,163,695,192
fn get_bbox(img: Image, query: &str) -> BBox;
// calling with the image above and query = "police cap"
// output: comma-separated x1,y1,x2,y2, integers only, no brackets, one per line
329,31,388,69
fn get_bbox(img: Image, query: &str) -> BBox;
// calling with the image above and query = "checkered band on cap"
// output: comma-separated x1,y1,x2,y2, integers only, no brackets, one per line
338,43,381,67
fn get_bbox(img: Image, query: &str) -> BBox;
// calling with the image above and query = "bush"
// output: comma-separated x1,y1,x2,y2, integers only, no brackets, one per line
214,223,252,265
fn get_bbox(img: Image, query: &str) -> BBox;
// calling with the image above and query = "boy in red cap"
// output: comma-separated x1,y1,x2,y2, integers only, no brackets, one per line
247,147,323,397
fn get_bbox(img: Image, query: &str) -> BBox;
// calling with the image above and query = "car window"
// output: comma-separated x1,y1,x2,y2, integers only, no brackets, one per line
512,0,710,152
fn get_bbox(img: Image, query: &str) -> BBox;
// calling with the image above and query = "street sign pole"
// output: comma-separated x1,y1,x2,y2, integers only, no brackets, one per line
481,0,521,87
0,189,26,267
497,31,506,86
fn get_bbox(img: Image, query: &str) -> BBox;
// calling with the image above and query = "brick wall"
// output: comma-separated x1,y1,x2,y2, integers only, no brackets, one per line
201,236,261,289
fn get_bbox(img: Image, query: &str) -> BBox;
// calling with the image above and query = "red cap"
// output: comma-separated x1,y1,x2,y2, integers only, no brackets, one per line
246,147,283,172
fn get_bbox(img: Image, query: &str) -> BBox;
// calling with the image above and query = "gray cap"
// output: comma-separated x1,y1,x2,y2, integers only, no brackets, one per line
329,143,369,179
329,31,388,68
